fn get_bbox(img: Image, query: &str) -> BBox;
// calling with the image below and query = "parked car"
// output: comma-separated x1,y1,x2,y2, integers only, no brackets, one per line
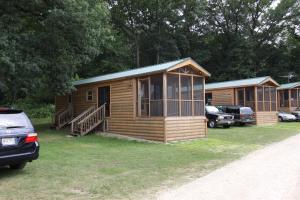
0,108,39,170
217,105,255,125
205,106,234,128
278,111,297,122
291,108,300,121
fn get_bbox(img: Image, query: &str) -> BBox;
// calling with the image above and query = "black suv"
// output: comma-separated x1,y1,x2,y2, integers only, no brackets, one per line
217,105,255,125
0,108,39,170
205,106,234,128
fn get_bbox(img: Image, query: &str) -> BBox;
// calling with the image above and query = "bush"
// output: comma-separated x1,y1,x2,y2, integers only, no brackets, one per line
12,100,55,119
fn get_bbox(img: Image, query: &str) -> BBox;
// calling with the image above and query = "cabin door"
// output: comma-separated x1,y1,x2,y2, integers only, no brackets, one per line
98,86,110,117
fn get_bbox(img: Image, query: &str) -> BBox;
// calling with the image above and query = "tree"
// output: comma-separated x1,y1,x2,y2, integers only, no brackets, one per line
0,0,114,103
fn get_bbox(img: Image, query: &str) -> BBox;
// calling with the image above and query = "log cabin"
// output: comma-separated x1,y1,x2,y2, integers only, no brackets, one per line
277,82,300,112
54,58,211,142
205,76,280,125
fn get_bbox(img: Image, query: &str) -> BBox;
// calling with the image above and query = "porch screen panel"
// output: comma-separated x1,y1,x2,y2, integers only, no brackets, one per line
193,77,204,116
291,89,298,107
264,87,271,111
284,90,289,107
257,87,264,111
245,87,255,110
237,89,245,106
181,76,192,116
279,91,285,107
167,74,179,116
298,89,300,107
150,75,163,116
270,88,277,111
140,79,149,116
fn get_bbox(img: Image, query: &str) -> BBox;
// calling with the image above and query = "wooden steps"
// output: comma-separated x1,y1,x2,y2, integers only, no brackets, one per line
70,104,106,136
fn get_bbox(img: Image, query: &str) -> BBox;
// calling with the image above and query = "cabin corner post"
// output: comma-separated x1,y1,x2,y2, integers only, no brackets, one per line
288,89,292,111
254,86,258,112
163,73,167,117
275,88,278,112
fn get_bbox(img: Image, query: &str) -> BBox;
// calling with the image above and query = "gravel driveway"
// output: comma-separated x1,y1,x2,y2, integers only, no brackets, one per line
158,133,300,200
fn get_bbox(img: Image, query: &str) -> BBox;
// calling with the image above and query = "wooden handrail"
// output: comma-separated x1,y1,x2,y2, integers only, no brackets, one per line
78,104,105,125
76,103,106,136
56,105,73,129
70,105,95,124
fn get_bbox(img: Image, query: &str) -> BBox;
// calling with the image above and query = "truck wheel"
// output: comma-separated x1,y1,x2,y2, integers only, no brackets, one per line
208,120,217,128
10,162,27,170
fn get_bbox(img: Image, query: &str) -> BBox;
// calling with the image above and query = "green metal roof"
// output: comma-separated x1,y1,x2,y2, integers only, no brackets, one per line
278,82,300,90
74,58,210,86
206,76,279,90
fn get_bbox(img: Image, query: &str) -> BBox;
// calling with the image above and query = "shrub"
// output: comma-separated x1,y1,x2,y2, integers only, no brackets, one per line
12,100,55,119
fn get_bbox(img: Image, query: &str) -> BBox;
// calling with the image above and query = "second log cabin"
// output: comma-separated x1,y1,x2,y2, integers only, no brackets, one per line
205,76,280,125
277,82,300,112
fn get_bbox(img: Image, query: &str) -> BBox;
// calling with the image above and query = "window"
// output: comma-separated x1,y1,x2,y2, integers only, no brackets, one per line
279,90,289,108
245,87,255,110
137,71,205,117
193,77,204,115
205,93,212,105
167,74,179,116
150,75,163,116
298,89,300,107
264,87,270,111
138,75,163,117
166,74,204,117
237,89,244,106
86,90,94,102
140,79,149,116
257,87,264,111
270,88,277,111
256,86,277,111
291,89,298,107
181,75,192,116
235,87,255,111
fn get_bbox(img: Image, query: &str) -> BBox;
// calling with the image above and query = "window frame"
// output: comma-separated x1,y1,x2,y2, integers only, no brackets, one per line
86,89,94,102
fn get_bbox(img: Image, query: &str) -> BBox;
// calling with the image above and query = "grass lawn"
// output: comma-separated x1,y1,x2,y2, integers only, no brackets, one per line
1,119,300,200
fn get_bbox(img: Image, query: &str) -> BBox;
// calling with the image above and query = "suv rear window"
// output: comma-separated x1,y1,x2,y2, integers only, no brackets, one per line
0,111,32,129
240,107,253,115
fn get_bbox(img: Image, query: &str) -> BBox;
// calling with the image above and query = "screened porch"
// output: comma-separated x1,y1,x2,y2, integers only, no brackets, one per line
278,88,300,109
137,67,205,118
235,86,277,112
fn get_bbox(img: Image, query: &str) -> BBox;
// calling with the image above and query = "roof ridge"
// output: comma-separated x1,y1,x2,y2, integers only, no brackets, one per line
75,57,190,81
206,76,269,85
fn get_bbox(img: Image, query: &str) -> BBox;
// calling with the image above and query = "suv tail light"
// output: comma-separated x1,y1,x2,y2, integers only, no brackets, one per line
25,133,38,143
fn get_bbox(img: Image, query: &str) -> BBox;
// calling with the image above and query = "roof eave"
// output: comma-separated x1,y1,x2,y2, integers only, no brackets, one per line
166,58,211,77
258,76,280,87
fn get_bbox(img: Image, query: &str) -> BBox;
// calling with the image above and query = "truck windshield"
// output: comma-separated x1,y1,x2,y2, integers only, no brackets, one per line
240,107,253,115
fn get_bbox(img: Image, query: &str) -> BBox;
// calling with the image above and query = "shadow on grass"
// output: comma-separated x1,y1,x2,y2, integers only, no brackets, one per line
0,166,26,179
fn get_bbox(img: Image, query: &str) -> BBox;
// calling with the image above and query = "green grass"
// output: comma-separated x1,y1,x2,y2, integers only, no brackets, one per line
1,119,300,200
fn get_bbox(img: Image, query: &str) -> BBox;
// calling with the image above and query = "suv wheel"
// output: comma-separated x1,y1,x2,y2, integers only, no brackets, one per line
10,162,27,170
279,117,283,122
208,120,217,128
